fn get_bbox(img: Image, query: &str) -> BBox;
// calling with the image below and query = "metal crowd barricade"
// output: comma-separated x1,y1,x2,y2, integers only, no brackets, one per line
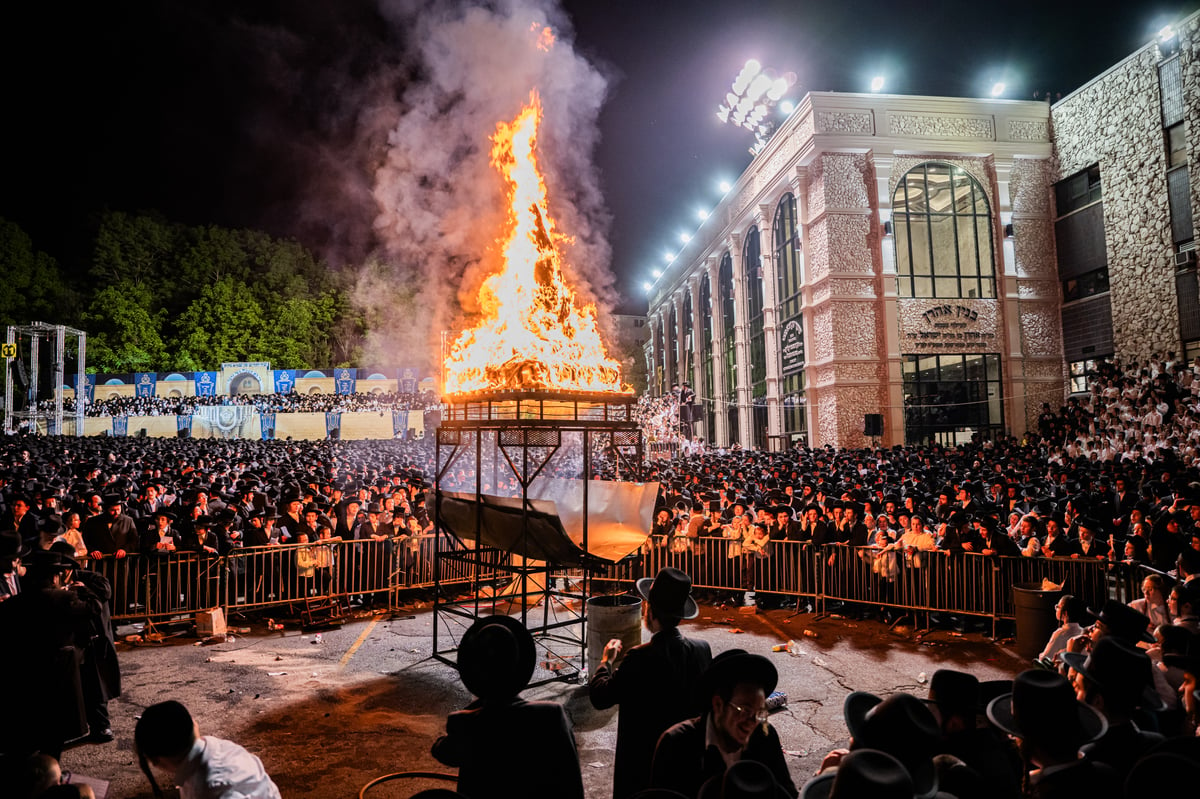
589,540,1117,629
92,535,1120,630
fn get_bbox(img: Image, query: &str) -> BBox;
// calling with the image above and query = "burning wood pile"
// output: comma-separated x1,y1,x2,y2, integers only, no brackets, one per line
442,92,630,397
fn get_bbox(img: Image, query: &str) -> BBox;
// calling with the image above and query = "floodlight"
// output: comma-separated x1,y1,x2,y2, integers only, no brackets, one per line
870,75,885,92
718,180,732,193
990,82,1006,97
697,208,709,221
1159,25,1175,42
663,251,674,263
780,100,795,115
642,281,652,293
679,233,691,244
651,269,662,278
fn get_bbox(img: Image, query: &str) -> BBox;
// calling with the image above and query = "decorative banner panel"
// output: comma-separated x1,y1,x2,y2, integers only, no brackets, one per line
194,371,218,396
273,370,296,394
113,416,128,437
780,319,805,377
334,368,356,395
134,372,156,398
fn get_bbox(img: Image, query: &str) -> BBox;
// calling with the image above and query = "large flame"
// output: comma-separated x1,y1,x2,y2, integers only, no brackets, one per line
443,92,629,396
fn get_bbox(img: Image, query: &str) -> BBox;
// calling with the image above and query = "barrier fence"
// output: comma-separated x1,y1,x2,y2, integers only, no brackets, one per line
85,534,1134,628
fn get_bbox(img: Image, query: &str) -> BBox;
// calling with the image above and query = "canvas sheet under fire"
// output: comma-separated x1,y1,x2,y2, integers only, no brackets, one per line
437,478,657,565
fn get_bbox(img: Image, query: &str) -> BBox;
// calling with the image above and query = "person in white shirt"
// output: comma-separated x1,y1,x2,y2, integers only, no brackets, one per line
136,700,281,799
1038,594,1086,666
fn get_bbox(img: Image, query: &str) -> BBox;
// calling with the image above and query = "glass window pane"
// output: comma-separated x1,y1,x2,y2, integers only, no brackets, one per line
925,169,953,213
902,357,916,376
976,218,994,276
964,355,984,380
914,276,933,297
931,216,959,275
897,276,913,297
986,354,1000,380
935,277,958,297
909,219,932,276
956,218,979,274
903,173,928,214
894,215,912,276
918,356,938,376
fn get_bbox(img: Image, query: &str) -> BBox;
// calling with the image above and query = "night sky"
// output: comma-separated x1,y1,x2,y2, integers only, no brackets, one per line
0,0,1193,315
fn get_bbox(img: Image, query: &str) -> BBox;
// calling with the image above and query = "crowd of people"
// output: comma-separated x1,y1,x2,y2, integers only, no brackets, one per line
42,389,442,418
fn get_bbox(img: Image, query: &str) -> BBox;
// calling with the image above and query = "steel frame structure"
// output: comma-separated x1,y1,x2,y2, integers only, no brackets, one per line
4,322,87,436
432,390,642,686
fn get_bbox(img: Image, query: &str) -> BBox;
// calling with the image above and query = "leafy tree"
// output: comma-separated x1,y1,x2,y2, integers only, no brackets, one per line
80,281,168,372
173,276,268,368
0,217,71,327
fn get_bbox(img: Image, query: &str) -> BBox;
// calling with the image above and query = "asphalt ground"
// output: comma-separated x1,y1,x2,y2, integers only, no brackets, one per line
57,597,1029,799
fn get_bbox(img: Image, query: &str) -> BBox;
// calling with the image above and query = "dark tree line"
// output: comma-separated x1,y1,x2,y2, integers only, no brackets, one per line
0,212,365,372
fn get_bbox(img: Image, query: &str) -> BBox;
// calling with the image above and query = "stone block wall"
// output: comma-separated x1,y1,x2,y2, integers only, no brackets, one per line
1052,40,1182,360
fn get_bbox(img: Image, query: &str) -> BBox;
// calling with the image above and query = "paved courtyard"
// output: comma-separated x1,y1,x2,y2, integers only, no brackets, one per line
59,601,1028,798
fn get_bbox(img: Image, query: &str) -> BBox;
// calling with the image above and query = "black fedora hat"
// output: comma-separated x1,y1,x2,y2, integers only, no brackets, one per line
699,649,778,703
0,529,31,560
456,614,536,701
1061,636,1167,712
636,567,699,620
1086,600,1154,644
986,670,1106,749
698,759,790,799
801,749,916,799
843,692,941,799
923,669,982,718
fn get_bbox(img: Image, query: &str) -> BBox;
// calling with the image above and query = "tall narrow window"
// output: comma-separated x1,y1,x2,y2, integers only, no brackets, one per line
720,253,738,445
744,229,767,448
700,273,715,438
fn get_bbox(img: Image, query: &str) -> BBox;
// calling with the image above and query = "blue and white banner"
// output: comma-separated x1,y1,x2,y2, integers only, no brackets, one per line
113,416,129,437
134,372,156,398
194,371,218,396
325,412,341,437
48,415,61,436
177,415,192,434
334,368,356,395
398,367,419,393
261,412,276,440
273,369,296,394
392,409,408,438
73,374,95,404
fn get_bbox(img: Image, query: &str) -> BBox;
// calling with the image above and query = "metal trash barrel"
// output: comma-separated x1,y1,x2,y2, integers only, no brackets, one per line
586,594,643,678
1012,582,1063,659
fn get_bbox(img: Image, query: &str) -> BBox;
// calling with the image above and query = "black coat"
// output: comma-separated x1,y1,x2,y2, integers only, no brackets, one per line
589,626,712,799
651,714,798,798
432,696,584,799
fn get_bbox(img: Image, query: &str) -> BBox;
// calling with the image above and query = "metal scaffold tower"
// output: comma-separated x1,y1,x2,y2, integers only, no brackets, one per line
3,322,87,436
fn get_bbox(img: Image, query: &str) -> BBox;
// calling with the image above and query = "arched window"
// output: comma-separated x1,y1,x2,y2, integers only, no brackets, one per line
700,273,715,439
744,228,766,449
667,305,678,389
893,163,995,299
682,291,694,382
774,193,806,440
774,194,802,320
719,252,737,445
654,318,666,395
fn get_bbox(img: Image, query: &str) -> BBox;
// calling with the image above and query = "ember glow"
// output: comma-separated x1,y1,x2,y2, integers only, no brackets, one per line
443,92,630,396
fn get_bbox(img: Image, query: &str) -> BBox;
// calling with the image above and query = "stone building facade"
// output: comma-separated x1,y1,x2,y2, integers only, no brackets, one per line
646,13,1200,450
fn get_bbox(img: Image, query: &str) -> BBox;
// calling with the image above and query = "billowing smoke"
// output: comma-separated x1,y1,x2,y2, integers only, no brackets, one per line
358,0,616,373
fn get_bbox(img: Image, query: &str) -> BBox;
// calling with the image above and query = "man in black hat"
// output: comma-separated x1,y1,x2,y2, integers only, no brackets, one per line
651,649,796,798
432,614,584,799
0,528,29,601
1062,637,1165,780
0,549,99,756
590,567,712,799
82,495,139,560
985,670,1115,799
2,494,40,545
